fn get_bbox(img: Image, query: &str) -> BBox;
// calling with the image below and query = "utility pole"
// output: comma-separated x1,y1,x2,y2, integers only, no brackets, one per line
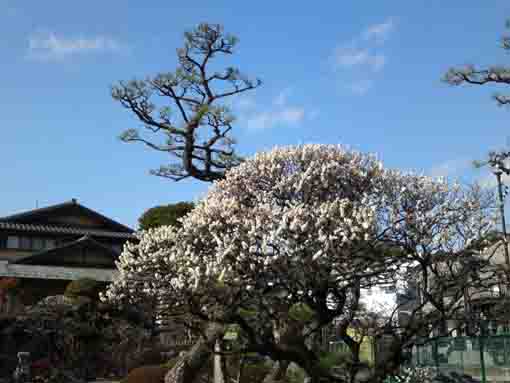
494,170,510,271
484,151,510,290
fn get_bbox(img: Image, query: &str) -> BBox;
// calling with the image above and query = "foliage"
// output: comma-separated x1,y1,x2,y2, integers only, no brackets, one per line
318,349,353,371
64,278,104,301
286,365,308,383
161,358,178,370
444,19,510,106
1,294,154,380
288,303,315,323
112,23,261,182
105,144,496,382
239,361,272,383
121,365,170,383
138,202,194,231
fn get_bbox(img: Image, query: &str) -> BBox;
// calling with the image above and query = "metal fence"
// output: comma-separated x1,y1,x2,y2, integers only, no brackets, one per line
409,335,510,383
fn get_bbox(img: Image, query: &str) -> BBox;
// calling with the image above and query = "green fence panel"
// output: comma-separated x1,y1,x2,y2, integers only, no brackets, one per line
409,335,510,383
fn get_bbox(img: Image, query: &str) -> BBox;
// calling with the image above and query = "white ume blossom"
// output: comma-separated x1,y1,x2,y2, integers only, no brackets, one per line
103,144,494,328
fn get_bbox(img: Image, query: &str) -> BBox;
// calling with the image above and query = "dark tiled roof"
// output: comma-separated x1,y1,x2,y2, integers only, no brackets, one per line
0,221,136,239
14,235,120,265
0,199,133,233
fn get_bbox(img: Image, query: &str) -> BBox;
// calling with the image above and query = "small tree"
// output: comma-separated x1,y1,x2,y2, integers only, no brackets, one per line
104,144,496,383
112,23,261,182
138,202,195,231
444,19,510,106
444,18,510,297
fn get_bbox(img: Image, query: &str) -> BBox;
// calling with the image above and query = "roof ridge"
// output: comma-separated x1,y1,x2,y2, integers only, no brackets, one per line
0,221,136,239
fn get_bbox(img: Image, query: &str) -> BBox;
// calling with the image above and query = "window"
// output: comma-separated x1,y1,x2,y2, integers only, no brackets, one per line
3,236,59,250
20,237,31,250
32,237,44,251
7,236,20,249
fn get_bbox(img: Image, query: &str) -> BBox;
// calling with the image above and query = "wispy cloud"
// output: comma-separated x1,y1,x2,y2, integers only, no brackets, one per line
334,47,386,72
363,18,395,43
332,17,395,94
237,89,314,131
27,32,126,61
246,107,306,131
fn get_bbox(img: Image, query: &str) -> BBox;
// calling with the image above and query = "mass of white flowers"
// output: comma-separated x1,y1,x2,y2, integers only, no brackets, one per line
394,367,436,383
102,144,494,329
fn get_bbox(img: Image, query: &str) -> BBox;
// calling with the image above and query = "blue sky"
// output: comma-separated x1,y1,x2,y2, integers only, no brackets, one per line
1,1,510,229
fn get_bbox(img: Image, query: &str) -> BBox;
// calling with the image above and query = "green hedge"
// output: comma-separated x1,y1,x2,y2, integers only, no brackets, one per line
64,278,104,300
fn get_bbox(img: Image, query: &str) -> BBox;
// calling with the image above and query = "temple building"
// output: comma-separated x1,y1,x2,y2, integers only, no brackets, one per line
0,199,134,312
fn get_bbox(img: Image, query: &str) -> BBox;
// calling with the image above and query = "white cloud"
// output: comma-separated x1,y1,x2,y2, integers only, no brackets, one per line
334,47,386,72
238,88,310,131
363,18,395,43
27,32,125,60
332,17,395,94
335,47,370,67
246,107,306,131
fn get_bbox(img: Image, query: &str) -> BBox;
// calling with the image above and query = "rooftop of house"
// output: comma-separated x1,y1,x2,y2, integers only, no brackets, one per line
0,199,135,239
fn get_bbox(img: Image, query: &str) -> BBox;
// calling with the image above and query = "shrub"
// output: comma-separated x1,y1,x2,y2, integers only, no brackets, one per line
286,364,308,383
138,202,195,231
122,365,170,383
240,361,272,383
64,278,104,300
161,358,178,370
318,349,353,371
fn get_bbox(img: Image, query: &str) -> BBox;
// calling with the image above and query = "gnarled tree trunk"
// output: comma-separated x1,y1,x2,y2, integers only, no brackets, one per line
262,361,290,383
165,322,225,383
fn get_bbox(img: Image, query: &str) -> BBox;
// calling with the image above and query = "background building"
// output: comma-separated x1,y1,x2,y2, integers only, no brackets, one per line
0,199,134,313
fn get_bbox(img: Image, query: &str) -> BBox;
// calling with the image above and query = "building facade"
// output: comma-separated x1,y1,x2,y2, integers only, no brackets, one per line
0,199,135,313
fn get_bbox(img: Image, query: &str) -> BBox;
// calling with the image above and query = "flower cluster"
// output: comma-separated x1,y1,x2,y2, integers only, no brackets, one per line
103,144,495,340
395,367,436,383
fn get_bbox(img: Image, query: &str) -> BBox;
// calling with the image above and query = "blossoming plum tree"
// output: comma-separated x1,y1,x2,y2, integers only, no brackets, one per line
104,144,496,383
